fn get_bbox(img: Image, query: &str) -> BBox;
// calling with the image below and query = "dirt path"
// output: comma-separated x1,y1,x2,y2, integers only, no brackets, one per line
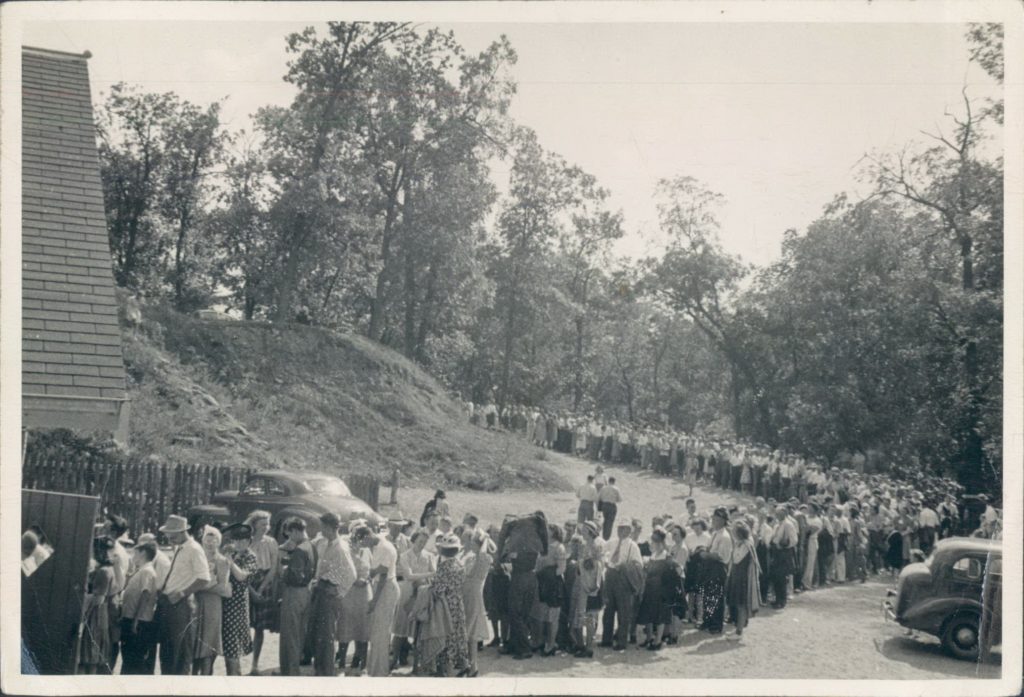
208,446,1001,679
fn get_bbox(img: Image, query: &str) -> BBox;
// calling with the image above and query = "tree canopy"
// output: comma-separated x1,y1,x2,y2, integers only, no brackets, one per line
96,23,1005,494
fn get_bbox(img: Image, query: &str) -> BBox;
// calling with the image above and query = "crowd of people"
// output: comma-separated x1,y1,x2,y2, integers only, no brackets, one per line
465,401,1003,541
51,400,1001,678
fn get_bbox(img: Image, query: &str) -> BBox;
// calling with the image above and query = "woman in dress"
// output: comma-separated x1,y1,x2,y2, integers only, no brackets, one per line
431,534,470,676
222,523,257,676
462,528,495,675
245,510,278,675
391,528,437,670
482,530,511,650
79,536,116,674
192,525,231,675
337,522,372,673
666,523,689,642
801,505,823,590
636,527,678,650
724,521,761,641
533,524,567,656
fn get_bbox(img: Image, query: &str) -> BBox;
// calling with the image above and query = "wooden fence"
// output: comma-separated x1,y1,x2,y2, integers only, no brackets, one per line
22,454,382,538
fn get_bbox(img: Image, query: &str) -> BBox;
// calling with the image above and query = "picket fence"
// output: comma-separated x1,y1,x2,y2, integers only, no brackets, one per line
21,454,381,538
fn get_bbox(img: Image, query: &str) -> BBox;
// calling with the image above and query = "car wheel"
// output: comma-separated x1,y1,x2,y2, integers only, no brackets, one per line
941,612,980,661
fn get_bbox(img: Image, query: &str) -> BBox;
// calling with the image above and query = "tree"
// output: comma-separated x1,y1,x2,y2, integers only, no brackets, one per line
863,90,1002,491
647,176,773,441
557,171,623,410
262,22,414,323
160,100,226,310
207,135,277,319
96,83,177,290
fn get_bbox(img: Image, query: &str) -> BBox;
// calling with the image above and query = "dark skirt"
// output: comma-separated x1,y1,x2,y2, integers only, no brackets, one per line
725,553,753,609
636,559,678,626
249,569,279,632
885,531,904,570
683,554,702,593
483,567,511,621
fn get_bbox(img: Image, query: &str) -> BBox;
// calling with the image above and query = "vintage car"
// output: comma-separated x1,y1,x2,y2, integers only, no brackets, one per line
187,470,384,541
882,536,1001,661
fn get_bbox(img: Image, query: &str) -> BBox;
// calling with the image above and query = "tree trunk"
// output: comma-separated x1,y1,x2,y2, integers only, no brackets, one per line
402,180,417,359
573,316,585,411
367,170,403,341
173,212,188,308
415,260,438,364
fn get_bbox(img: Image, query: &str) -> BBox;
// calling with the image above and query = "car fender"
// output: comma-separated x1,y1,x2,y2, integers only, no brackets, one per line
903,596,982,635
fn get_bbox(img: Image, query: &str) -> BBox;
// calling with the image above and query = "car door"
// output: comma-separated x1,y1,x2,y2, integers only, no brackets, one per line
947,554,986,601
230,476,269,522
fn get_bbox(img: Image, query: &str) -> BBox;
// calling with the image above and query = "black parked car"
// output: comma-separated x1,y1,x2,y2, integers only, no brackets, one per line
188,470,384,541
883,536,1001,661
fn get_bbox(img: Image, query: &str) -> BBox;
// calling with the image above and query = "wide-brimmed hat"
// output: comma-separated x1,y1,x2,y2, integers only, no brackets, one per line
224,523,253,541
580,520,600,537
158,514,189,535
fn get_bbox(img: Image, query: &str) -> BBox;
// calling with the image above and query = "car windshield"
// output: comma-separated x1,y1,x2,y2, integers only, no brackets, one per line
305,478,351,497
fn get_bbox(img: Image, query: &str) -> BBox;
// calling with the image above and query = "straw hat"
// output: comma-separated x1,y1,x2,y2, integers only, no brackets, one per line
158,514,188,535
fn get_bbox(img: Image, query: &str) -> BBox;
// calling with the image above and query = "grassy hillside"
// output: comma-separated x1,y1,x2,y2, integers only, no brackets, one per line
122,298,568,492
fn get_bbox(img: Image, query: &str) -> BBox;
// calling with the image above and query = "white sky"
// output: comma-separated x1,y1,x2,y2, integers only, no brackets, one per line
24,20,1002,267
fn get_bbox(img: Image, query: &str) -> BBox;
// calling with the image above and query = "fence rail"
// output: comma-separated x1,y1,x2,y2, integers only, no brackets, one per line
22,454,382,537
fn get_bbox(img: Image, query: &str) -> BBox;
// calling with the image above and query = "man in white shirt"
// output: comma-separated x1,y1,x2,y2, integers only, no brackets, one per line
576,475,598,523
918,504,940,554
597,477,622,541
599,523,643,651
769,505,798,608
311,513,356,676
357,525,400,677
155,515,211,675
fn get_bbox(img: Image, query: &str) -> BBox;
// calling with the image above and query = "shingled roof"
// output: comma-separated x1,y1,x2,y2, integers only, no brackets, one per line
22,46,129,441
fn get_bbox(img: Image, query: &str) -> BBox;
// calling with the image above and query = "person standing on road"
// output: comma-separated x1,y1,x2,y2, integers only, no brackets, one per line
310,513,355,676
725,521,760,641
768,506,797,608
600,522,643,651
576,475,598,524
278,517,316,676
153,515,211,675
221,524,257,676
245,510,279,676
699,508,732,634
358,524,400,677
597,477,621,541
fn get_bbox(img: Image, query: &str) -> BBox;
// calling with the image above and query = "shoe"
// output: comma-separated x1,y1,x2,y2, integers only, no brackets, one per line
647,642,663,651
613,644,626,652
597,641,613,648
574,648,594,658
542,648,558,657
486,638,501,648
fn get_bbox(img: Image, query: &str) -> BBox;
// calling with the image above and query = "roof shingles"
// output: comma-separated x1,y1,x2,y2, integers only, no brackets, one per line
22,48,127,403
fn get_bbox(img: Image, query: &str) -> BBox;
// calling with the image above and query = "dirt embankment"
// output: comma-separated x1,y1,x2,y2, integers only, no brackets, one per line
121,298,567,492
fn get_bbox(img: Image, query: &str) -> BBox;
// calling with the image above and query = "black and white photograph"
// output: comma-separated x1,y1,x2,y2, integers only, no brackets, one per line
1,2,1021,695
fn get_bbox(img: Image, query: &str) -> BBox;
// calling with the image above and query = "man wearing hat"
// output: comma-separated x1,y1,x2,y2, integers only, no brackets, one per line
155,514,211,675
700,507,733,634
310,512,356,676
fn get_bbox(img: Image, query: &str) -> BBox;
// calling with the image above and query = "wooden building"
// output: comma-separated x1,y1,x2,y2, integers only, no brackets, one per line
21,46,129,443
